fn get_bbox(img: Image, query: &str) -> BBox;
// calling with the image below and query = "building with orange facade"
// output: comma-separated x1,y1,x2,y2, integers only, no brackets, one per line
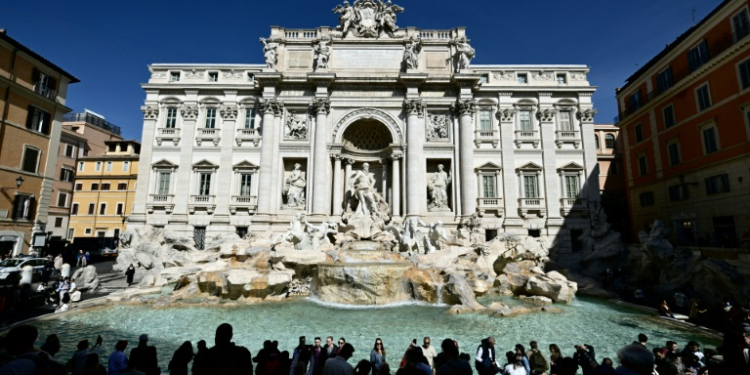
616,0,750,247
594,124,629,238
0,30,78,256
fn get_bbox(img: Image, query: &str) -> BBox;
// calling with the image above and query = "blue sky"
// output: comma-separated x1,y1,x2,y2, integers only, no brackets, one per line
2,0,721,139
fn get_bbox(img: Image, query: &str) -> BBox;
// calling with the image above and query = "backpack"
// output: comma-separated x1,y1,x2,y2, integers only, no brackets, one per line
529,351,548,372
266,352,281,375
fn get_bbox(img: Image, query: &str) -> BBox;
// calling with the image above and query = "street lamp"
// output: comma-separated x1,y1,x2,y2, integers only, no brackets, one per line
15,176,23,188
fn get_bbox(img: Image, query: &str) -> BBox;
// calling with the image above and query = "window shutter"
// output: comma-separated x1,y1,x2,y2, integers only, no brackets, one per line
41,112,50,135
26,106,34,130
12,196,22,220
48,76,57,94
32,69,40,85
28,196,36,220
699,40,709,62
688,50,697,71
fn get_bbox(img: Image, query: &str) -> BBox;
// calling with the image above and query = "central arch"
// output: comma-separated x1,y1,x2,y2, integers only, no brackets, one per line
342,120,393,152
332,108,403,145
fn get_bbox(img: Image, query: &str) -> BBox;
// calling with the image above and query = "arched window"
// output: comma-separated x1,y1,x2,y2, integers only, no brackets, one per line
605,134,616,149
594,134,600,149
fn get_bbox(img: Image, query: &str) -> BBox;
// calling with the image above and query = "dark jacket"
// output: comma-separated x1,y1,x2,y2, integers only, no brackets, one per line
131,345,160,375
206,342,253,375
474,340,497,375
573,345,597,375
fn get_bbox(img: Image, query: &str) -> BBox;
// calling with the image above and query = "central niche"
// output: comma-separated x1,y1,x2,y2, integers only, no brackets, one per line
342,120,393,151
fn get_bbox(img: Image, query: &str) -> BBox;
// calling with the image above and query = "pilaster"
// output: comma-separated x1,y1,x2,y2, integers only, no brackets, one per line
497,95,523,229
537,92,562,222
130,91,159,223
311,98,331,216
404,98,426,216
453,99,477,216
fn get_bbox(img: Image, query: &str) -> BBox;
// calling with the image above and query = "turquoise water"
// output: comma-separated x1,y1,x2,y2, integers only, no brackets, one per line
33,297,719,369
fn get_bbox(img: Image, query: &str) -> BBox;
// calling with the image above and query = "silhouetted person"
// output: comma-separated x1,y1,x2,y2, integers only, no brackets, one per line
436,339,471,375
322,343,354,375
290,337,310,375
254,341,272,375
192,341,208,375
169,342,194,375
0,325,65,375
321,337,338,367
396,348,429,375
206,323,253,375
108,340,130,375
130,335,159,375
83,354,107,375
353,360,371,375
475,337,499,375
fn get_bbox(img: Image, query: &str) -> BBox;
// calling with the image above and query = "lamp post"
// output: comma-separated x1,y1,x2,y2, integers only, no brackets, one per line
15,176,24,189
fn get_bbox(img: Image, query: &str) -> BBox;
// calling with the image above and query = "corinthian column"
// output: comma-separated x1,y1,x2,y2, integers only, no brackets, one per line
257,99,283,215
404,99,426,216
454,99,477,216
311,98,331,216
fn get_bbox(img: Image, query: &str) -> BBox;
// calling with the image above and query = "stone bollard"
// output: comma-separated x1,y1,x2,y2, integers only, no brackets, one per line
20,265,33,285
62,263,71,278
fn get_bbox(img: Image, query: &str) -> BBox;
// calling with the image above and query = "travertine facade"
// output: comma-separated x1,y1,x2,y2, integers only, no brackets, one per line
129,3,600,251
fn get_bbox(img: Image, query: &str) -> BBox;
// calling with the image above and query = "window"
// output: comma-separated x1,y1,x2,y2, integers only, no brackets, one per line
118,182,127,191
657,67,674,93
116,203,124,215
740,59,750,90
165,107,178,128
157,172,171,195
84,228,92,235
634,124,644,143
99,203,107,215
244,108,256,129
54,217,63,228
78,162,84,172
608,162,618,175
605,134,616,149
663,105,676,128
594,134,599,149
101,183,110,191
22,147,40,173
205,108,217,129
91,183,99,191
523,175,539,198
61,168,74,182
198,173,212,195
629,91,642,111
208,72,218,82
71,203,79,215
478,75,488,84
75,183,82,191
564,175,579,199
67,228,74,240
170,72,180,82
556,74,566,84
639,191,654,207
95,161,102,172
106,162,112,172
123,161,130,171
705,174,730,195
33,70,55,98
667,141,681,166
26,107,51,135
87,203,95,215
696,84,711,111
638,155,648,176
733,8,750,41
517,74,528,84
239,174,252,196
12,195,34,220
236,226,248,238
57,192,68,207
518,110,532,131
248,73,256,82
702,126,719,154
64,144,75,157
669,185,689,201
688,40,710,72
478,110,492,131
558,111,573,131
482,176,496,198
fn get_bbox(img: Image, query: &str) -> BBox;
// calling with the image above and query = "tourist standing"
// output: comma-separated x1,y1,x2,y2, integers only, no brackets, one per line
0,325,66,375
512,345,529,375
169,342,194,375
192,341,208,375
310,338,324,375
40,334,61,358
396,348,429,375
613,345,653,375
108,340,130,375
205,323,253,375
82,354,107,375
420,338,437,372
77,250,88,268
436,339,471,375
130,335,160,375
321,343,354,375
526,342,548,375
370,339,386,375
321,337,338,366
502,352,525,375
573,345,597,375
54,253,63,275
290,336,310,375
353,361,371,375
126,265,136,286
335,339,346,356
548,344,561,375
475,337,499,375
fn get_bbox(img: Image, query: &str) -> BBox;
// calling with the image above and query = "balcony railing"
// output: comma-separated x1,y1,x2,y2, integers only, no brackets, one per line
475,129,496,138
418,30,452,40
519,197,544,207
147,194,175,213
150,194,173,203
556,130,578,138
555,130,581,148
156,128,181,146
63,112,122,136
191,195,215,204
284,29,318,39
198,128,218,136
33,84,56,100
477,197,503,207
236,128,260,146
514,130,540,148
518,197,546,218
617,31,743,124
159,128,180,136
560,197,588,215
196,128,221,146
232,195,257,204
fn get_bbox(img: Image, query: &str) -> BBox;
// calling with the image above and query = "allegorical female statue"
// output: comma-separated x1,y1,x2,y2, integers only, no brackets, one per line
428,164,451,210
285,163,306,208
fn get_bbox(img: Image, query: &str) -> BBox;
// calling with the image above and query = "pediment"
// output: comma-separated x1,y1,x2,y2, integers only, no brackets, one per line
558,162,584,171
152,159,178,168
517,162,543,171
475,162,502,171
192,159,219,169
233,160,259,170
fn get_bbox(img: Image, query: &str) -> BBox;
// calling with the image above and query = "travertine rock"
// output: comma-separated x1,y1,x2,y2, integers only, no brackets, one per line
72,265,100,292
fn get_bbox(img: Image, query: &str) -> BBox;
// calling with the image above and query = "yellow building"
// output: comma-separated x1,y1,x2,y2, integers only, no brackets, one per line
69,140,139,250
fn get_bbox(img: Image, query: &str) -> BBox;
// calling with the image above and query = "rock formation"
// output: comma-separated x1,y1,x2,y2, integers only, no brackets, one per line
72,265,101,292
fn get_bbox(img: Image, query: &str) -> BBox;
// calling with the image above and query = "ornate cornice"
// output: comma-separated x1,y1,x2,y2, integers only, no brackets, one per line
313,98,331,115
451,99,475,116
496,108,516,122
180,105,199,120
576,108,597,123
141,106,159,120
259,99,284,116
220,105,239,120
536,108,555,122
403,99,424,117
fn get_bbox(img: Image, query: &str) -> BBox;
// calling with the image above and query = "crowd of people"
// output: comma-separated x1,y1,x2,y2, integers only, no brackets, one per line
0,323,749,375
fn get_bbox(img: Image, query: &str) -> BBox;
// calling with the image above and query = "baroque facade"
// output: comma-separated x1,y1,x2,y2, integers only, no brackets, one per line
129,3,600,251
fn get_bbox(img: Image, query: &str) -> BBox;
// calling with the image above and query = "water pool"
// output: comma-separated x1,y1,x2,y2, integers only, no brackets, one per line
31,297,719,369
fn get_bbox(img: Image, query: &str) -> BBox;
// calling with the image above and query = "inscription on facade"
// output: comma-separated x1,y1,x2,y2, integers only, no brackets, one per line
288,51,312,69
332,49,402,70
